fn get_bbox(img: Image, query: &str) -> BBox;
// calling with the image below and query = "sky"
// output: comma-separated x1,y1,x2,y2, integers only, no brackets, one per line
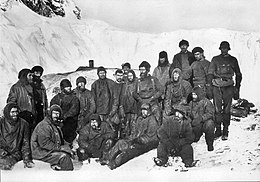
76,0,260,33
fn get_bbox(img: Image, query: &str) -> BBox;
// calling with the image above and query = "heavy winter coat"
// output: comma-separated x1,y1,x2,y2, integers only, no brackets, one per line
91,78,117,115
7,79,35,115
191,59,210,87
50,92,80,142
134,75,163,103
31,116,65,160
0,103,31,162
208,54,242,87
129,114,159,144
170,51,194,81
120,79,138,114
74,87,96,129
78,122,115,157
164,68,192,114
157,116,194,149
152,64,171,88
188,87,215,127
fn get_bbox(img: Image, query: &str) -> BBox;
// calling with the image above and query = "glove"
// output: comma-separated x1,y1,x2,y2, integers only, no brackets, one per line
24,160,35,168
206,85,213,100
233,86,240,100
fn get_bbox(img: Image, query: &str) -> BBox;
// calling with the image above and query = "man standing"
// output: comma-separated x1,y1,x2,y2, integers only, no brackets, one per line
164,68,192,117
74,76,96,131
77,114,115,162
121,62,131,82
191,47,210,90
31,104,74,170
188,86,215,151
154,107,194,167
7,68,36,133
119,70,138,138
31,65,48,127
0,103,34,170
50,79,80,143
208,41,242,140
91,67,118,128
170,39,195,83
134,61,163,125
101,103,159,170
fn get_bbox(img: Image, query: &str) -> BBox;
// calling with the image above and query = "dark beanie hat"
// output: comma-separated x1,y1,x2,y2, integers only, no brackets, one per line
139,61,151,71
179,39,189,47
192,47,204,54
76,76,86,85
219,41,231,50
60,79,72,90
97,66,106,74
115,69,123,75
159,51,168,58
121,62,131,69
31,65,44,75
18,68,32,79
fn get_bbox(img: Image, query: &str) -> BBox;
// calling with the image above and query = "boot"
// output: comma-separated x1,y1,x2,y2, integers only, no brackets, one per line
222,127,229,140
207,145,214,151
214,129,222,140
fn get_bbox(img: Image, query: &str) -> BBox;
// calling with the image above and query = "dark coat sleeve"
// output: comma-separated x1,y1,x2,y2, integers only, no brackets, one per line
63,96,80,119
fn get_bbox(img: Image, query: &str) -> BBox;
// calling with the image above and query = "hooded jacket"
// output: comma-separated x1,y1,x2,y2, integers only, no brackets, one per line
31,105,65,159
188,87,215,127
120,70,138,114
164,68,192,114
0,103,31,162
7,70,35,115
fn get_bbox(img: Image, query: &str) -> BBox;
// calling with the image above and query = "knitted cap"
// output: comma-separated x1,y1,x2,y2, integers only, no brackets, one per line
76,76,86,85
179,39,189,47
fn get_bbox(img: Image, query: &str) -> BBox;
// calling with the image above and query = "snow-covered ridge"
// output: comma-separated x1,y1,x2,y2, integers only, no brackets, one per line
0,0,260,112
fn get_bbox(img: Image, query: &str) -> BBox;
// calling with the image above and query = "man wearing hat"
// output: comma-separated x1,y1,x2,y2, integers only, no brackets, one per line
170,39,195,83
134,61,164,125
74,76,96,131
208,41,242,140
154,106,195,167
101,103,159,169
0,103,34,170
91,66,118,127
50,79,80,143
121,62,131,82
77,114,115,162
31,65,48,127
31,104,74,170
191,47,211,89
7,68,36,133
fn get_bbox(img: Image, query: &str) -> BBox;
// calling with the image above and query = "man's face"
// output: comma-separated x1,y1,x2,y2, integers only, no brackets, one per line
192,92,198,101
77,82,85,90
159,57,166,64
51,110,61,122
98,71,106,80
175,111,184,119
127,72,134,82
173,71,180,82
141,109,149,118
27,73,33,84
10,107,19,121
220,48,229,56
139,67,148,79
63,87,71,93
123,66,130,74
194,52,203,61
180,45,188,53
115,72,124,83
34,71,41,77
90,119,99,129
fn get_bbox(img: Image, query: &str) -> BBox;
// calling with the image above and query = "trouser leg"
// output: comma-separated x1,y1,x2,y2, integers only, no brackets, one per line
192,125,203,143
203,119,215,146
42,152,73,171
179,144,194,167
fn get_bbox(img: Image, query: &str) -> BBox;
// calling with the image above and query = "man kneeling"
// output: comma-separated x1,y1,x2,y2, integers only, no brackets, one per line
31,104,74,171
101,103,159,169
154,107,195,167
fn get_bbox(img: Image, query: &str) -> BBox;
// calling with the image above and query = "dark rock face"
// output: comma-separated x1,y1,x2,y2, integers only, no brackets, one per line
20,0,81,19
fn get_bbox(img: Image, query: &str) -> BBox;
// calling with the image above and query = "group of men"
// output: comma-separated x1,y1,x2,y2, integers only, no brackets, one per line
0,40,242,170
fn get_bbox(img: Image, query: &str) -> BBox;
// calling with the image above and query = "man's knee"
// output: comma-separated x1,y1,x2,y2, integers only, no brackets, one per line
203,119,215,132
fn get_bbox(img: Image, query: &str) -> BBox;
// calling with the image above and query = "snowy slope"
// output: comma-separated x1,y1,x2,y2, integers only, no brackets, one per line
1,1,260,112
